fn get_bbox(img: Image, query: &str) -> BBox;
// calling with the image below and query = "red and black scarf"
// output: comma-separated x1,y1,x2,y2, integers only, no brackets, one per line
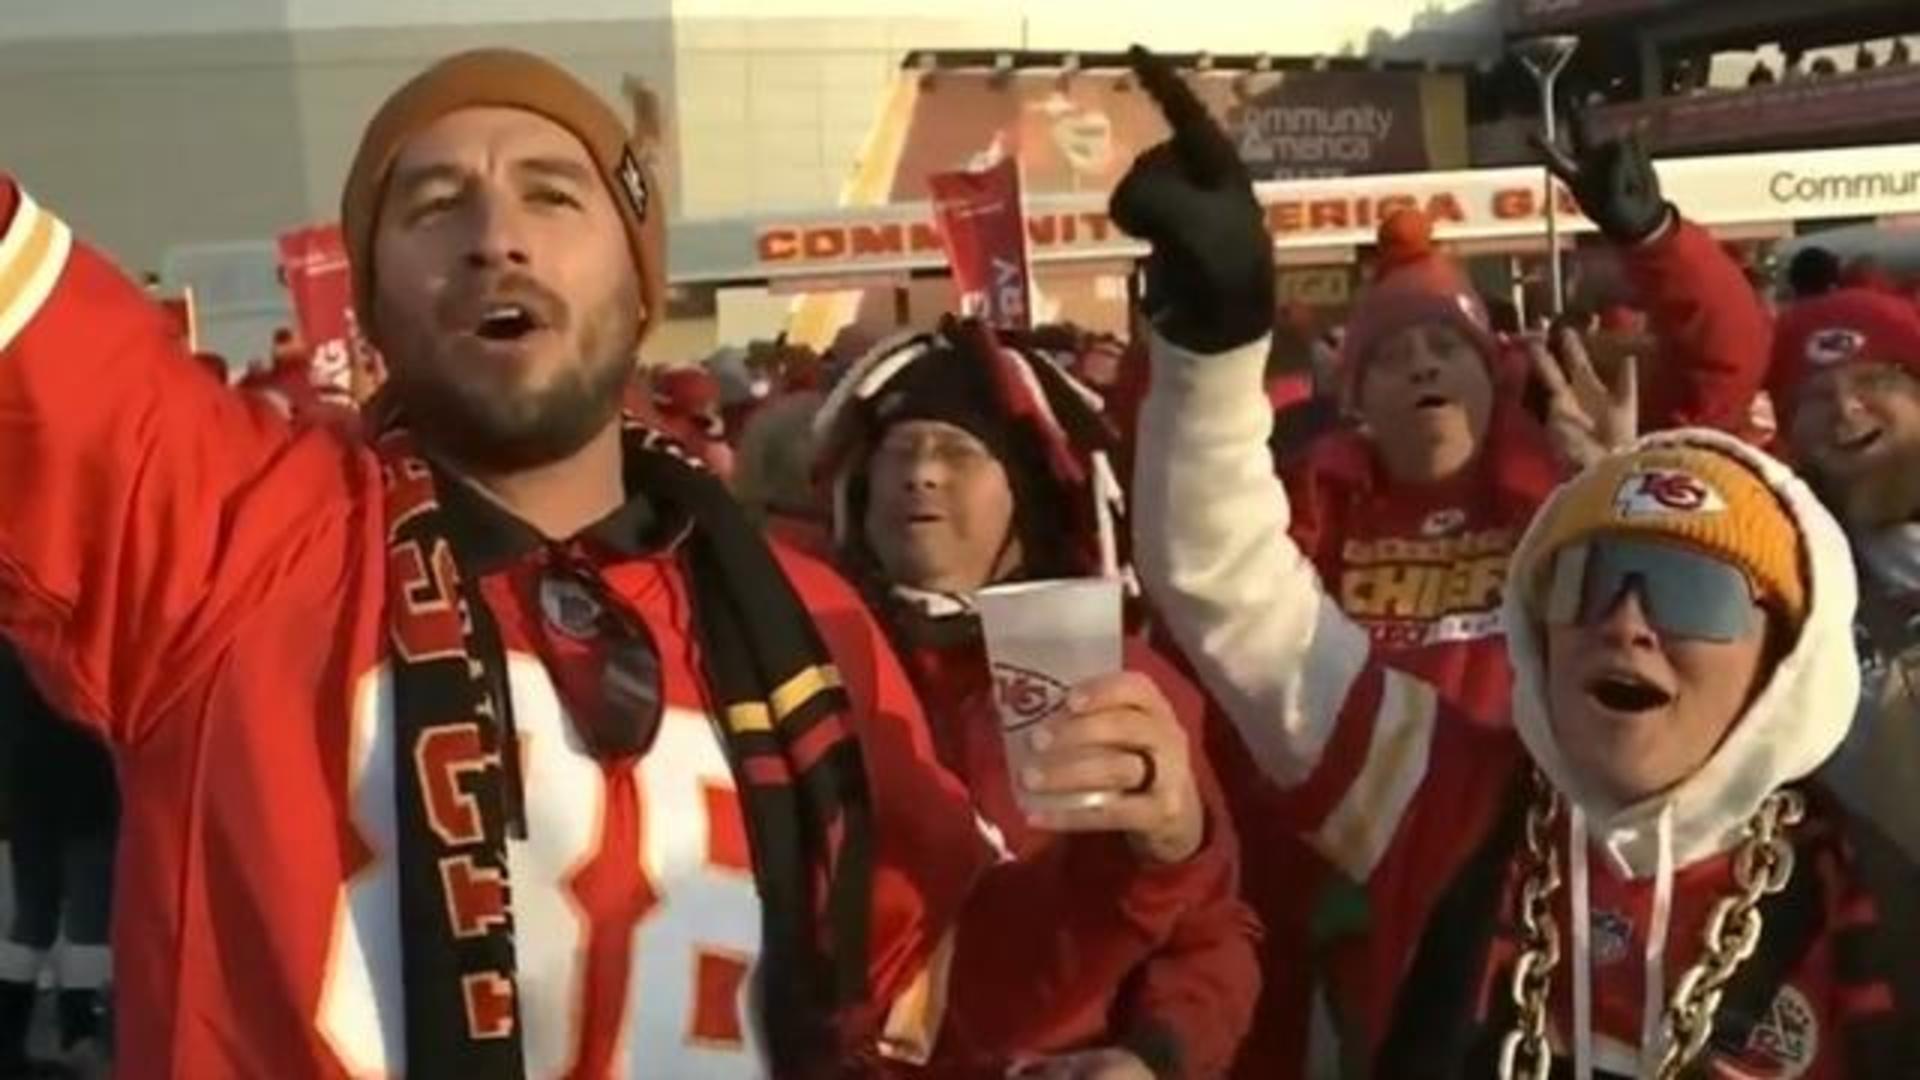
376,423,874,1078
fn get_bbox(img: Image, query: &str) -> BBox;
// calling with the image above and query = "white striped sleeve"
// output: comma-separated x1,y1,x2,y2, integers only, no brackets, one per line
1132,332,1374,790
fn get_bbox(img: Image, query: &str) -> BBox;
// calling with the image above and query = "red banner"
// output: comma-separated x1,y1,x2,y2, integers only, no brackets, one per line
929,155,1035,330
276,224,359,406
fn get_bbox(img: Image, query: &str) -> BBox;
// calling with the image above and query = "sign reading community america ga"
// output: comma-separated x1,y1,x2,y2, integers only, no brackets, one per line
669,142,1920,285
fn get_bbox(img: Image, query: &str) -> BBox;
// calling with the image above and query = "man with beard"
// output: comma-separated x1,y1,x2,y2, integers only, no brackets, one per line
0,49,1219,1079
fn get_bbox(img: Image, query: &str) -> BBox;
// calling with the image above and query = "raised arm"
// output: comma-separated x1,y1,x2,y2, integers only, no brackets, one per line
1535,115,1771,434
1103,44,1378,790
1624,217,1772,433
1110,49,1474,894
1132,332,1375,785
0,179,347,744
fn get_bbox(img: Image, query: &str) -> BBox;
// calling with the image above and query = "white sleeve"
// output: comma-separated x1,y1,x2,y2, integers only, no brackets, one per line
1130,333,1375,789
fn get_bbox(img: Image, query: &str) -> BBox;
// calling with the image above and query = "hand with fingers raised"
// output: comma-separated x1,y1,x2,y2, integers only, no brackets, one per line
1109,45,1275,355
1532,111,1673,246
1018,670,1204,866
1528,326,1639,472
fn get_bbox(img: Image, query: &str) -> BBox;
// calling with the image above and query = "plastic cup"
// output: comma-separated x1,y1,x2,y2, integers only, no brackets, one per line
974,577,1124,816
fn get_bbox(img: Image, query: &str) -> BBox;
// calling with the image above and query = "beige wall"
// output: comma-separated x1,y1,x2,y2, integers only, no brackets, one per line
1,31,313,275
0,20,677,361
671,17,1026,217
0,13,970,361
0,20,675,272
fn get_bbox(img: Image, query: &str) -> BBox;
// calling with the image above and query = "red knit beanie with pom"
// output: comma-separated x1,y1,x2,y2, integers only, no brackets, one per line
1374,208,1436,281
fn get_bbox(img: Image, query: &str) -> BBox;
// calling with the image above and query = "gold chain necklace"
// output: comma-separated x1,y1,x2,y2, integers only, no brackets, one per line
1496,773,1804,1080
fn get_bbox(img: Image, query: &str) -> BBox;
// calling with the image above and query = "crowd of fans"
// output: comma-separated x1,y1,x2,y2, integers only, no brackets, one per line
2,40,1919,1080
1728,36,1915,91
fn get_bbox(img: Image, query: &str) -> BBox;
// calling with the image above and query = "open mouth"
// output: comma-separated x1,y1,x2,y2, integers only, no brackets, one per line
1833,427,1884,455
1585,672,1674,714
1414,394,1451,410
473,303,543,342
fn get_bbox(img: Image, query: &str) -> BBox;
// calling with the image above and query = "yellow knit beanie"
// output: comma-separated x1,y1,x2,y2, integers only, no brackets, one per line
1522,443,1807,628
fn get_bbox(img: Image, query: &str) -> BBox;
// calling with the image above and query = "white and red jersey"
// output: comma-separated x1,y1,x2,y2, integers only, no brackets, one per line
0,180,1224,1078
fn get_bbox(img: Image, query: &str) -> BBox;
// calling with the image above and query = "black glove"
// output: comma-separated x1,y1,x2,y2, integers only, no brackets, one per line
1110,45,1275,355
1533,112,1673,245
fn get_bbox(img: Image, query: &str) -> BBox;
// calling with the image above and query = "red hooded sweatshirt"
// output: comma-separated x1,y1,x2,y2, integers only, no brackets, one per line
1285,401,1562,729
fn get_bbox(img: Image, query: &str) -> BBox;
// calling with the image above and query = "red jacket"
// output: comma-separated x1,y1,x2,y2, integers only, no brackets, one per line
1306,716,1889,1079
1625,217,1775,439
899,630,1261,1077
0,180,1226,1078
1198,696,1334,1080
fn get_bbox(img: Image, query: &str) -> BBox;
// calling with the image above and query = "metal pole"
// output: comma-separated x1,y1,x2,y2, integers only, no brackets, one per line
1510,255,1530,330
1516,35,1578,319
1541,75,1565,317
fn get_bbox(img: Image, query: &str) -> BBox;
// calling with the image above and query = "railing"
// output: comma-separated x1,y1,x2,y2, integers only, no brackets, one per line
1592,63,1920,150
1509,0,1670,34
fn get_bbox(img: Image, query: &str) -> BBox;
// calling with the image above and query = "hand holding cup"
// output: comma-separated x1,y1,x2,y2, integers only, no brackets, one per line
1018,670,1204,866
975,577,1204,865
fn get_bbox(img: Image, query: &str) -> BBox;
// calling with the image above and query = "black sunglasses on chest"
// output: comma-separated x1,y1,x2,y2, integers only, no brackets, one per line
534,548,666,761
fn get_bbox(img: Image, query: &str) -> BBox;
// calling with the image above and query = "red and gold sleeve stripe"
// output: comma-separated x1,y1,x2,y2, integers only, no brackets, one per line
1308,667,1439,882
0,187,73,353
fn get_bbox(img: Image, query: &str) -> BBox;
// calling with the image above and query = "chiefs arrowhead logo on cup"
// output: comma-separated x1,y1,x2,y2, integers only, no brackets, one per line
991,662,1071,733
1613,468,1726,518
1806,327,1867,367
